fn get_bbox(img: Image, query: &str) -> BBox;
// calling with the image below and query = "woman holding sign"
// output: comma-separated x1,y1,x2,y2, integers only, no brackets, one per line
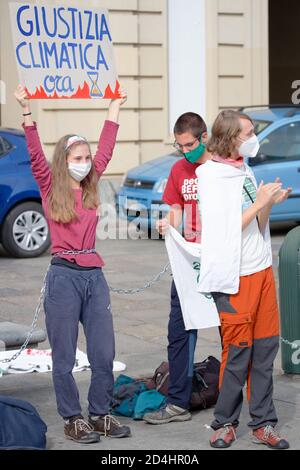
15,84,131,445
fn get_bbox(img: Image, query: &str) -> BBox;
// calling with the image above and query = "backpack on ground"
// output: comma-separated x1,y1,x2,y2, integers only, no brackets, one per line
190,356,220,410
0,395,47,450
145,361,169,396
146,356,221,411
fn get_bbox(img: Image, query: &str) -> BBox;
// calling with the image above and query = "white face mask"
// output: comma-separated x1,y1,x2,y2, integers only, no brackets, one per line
238,135,260,159
68,161,92,182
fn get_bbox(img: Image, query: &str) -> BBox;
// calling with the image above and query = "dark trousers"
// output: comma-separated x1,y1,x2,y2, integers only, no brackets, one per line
167,281,197,410
44,265,115,419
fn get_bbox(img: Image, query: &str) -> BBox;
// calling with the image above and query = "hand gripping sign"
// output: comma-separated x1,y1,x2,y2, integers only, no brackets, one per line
9,2,121,99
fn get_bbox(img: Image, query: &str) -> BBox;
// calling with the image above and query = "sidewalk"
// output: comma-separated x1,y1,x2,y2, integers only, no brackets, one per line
0,229,299,450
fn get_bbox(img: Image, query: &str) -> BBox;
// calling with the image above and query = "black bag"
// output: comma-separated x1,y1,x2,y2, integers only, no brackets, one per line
146,362,169,396
146,356,220,411
0,395,47,450
190,356,220,410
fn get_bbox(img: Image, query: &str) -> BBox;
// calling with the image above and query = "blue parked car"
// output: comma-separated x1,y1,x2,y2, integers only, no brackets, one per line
0,128,50,257
117,106,300,231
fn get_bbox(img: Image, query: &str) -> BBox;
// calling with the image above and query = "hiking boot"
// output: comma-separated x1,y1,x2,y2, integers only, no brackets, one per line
143,404,191,425
64,416,100,444
89,415,131,438
252,426,290,450
210,425,237,449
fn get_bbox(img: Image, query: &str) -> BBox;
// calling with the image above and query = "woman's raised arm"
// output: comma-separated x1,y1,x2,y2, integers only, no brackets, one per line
14,85,52,198
93,86,127,178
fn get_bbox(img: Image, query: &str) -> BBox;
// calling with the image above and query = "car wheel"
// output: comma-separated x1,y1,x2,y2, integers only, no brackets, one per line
2,202,50,258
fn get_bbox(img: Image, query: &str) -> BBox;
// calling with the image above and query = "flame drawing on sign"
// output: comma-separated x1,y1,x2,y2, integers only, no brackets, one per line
26,80,121,100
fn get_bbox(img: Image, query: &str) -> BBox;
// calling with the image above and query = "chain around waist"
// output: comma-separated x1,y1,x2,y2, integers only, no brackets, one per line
52,249,97,257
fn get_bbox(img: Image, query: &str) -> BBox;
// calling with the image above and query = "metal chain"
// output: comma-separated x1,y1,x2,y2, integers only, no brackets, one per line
54,250,171,294
0,249,97,365
109,263,171,295
1,247,299,368
52,249,97,257
0,266,50,364
280,337,300,350
0,251,170,364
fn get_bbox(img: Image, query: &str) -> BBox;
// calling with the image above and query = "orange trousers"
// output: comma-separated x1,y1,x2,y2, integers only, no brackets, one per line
211,267,280,430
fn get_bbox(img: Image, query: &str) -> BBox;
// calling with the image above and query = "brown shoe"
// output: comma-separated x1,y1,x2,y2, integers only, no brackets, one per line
64,416,100,444
210,425,237,449
89,415,131,438
252,426,290,450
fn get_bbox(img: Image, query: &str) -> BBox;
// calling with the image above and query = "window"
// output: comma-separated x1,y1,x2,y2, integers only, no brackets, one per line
253,120,271,135
258,121,300,163
0,136,12,157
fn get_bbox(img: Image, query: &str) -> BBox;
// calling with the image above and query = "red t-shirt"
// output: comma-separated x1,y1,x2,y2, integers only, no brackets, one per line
162,158,202,243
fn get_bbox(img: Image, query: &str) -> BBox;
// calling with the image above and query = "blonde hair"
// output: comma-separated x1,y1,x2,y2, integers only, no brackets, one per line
48,135,99,224
207,110,253,158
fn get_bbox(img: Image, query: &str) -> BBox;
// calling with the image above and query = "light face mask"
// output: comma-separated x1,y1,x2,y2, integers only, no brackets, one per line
239,135,260,159
184,138,206,164
68,161,92,182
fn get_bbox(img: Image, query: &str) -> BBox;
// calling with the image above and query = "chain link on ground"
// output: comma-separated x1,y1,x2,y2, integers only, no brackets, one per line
0,257,171,364
1,251,299,366
0,267,49,364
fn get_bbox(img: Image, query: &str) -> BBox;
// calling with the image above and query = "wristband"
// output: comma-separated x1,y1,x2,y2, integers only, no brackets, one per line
22,112,32,116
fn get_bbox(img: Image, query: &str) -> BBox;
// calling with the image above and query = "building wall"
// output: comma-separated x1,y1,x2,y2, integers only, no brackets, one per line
205,0,269,124
0,0,170,176
167,0,206,134
0,0,269,176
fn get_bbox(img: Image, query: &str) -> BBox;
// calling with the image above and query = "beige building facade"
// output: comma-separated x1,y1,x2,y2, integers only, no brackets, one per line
0,0,280,176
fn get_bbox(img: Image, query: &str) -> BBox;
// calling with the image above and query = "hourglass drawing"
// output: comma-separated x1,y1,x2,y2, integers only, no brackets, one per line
87,71,103,97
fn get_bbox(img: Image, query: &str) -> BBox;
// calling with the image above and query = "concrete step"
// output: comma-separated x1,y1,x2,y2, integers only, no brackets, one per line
0,322,46,350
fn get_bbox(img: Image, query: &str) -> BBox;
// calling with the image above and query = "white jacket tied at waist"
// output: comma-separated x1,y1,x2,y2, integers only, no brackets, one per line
165,226,220,331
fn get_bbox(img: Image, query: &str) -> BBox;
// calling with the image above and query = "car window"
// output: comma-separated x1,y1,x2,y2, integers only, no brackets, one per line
0,136,12,158
253,120,271,135
259,121,300,163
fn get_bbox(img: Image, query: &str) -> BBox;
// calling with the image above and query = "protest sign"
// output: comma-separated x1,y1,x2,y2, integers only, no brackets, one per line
9,2,120,99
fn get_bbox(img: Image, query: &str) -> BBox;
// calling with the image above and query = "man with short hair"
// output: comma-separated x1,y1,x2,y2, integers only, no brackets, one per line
144,112,211,424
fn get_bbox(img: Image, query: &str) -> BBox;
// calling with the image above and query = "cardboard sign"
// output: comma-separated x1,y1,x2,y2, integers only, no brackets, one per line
9,2,120,99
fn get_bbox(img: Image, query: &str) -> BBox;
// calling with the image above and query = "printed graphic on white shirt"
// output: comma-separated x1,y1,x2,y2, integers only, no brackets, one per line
242,177,257,210
240,176,272,276
165,226,220,331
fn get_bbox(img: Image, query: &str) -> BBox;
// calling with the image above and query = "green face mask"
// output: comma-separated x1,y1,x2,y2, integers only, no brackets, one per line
184,137,206,164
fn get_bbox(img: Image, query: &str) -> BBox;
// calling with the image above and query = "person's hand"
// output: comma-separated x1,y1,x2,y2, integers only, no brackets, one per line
272,188,292,205
156,218,169,236
273,184,293,205
255,181,282,209
110,85,127,107
14,84,30,110
269,177,292,205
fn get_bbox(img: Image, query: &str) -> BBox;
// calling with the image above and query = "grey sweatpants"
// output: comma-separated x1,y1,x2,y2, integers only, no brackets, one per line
44,265,115,419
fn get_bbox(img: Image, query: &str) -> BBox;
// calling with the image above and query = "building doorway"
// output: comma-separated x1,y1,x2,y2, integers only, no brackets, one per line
269,0,300,104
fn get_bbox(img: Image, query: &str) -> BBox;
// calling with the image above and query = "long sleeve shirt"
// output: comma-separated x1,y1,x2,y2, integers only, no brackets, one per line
23,120,119,267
